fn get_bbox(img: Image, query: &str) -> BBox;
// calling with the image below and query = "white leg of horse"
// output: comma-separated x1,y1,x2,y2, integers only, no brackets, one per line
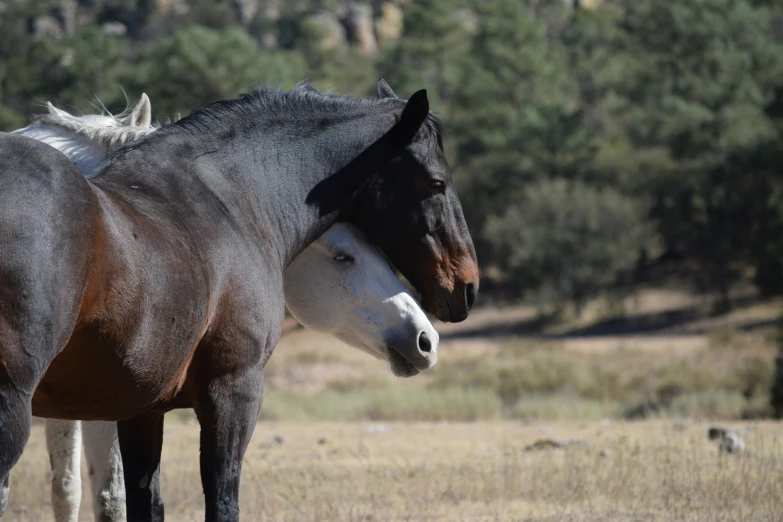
45,419,82,522
82,421,127,522
0,475,8,517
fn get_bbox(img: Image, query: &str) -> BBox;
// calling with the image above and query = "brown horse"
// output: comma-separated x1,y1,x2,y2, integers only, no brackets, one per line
0,79,478,522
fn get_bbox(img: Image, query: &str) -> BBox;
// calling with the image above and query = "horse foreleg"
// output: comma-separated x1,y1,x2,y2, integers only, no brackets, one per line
0,356,54,518
45,419,83,522
0,390,31,520
196,369,263,522
83,421,126,522
117,414,164,522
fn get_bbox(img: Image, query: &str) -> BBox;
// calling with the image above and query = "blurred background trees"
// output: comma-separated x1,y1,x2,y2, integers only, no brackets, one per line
484,178,651,317
2,0,783,316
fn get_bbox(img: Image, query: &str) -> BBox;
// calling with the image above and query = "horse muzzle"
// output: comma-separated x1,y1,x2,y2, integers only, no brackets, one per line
385,328,438,378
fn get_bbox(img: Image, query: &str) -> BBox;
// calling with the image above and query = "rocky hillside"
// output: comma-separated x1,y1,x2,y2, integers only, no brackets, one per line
1,0,409,53
1,0,609,54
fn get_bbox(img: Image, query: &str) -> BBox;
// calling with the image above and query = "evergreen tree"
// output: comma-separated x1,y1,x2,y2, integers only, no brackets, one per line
615,0,783,306
449,0,586,261
377,0,473,116
2,26,129,123
128,25,306,120
484,178,650,316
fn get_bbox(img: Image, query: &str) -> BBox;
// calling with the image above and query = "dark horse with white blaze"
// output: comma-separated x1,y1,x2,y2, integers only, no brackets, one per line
0,80,478,521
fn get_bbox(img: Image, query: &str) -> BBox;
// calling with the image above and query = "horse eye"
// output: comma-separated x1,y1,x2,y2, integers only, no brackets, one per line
428,179,445,190
333,254,355,263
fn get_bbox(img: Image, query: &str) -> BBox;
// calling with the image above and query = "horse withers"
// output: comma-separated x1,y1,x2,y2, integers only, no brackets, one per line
0,79,478,521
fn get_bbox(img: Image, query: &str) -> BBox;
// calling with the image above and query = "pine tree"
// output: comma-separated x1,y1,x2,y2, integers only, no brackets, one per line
377,0,473,116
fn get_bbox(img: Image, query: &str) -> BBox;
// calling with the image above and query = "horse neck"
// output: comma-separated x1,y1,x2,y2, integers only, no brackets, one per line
151,105,399,271
237,108,394,267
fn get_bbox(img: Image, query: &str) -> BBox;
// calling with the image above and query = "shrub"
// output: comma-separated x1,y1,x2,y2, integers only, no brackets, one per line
484,179,651,316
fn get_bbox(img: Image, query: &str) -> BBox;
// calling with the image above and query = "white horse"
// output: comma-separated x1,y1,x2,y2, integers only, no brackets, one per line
13,98,438,522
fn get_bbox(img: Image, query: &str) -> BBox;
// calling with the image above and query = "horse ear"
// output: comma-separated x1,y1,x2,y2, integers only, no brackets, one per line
46,102,70,119
392,89,429,144
377,78,397,99
129,93,152,127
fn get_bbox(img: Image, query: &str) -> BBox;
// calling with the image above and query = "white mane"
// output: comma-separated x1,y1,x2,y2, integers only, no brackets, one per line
31,112,155,150
11,94,156,178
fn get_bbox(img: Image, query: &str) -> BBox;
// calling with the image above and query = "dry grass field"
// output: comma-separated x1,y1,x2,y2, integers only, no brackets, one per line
7,420,783,521
5,288,783,521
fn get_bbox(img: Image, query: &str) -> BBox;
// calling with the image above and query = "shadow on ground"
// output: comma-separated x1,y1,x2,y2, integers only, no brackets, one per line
441,293,779,342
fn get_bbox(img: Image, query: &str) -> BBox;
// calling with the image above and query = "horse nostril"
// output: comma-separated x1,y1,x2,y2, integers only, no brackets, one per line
464,282,476,311
418,331,432,353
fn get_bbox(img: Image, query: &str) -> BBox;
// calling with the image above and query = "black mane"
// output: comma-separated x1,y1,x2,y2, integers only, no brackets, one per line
107,84,444,162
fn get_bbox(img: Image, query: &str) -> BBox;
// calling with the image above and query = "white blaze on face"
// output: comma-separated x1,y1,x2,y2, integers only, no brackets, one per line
283,223,438,369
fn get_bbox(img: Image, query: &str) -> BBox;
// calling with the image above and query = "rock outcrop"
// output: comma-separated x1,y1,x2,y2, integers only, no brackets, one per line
343,3,376,55
708,427,746,454
233,0,260,26
301,11,347,52
101,21,128,37
30,15,64,39
375,2,403,47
